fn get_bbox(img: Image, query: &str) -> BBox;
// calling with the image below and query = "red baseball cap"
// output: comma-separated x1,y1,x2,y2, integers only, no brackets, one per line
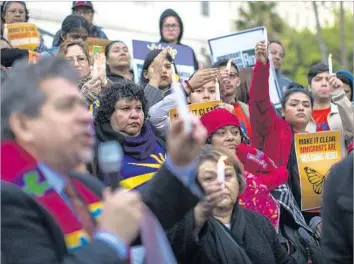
72,1,94,10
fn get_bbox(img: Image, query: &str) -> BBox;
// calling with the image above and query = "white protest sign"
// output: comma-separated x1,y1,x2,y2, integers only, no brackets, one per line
208,26,283,109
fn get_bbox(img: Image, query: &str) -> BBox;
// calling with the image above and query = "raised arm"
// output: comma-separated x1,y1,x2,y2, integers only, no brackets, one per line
249,42,281,149
331,85,354,149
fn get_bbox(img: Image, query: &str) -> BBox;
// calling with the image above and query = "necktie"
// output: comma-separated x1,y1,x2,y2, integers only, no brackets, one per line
64,179,95,237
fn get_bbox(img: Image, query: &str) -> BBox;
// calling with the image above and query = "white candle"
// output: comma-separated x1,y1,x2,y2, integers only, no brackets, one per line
264,27,268,45
215,77,220,101
171,63,192,133
328,54,333,74
226,59,232,74
217,156,227,188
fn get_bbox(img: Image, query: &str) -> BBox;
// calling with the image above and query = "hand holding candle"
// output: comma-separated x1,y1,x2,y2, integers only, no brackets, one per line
328,54,333,74
171,56,192,134
217,156,227,188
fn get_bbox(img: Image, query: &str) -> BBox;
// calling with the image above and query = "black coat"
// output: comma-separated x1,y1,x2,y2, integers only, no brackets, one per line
322,152,353,264
1,164,200,264
168,203,294,264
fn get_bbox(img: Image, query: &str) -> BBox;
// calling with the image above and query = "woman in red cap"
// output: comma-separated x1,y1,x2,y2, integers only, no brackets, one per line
200,108,288,230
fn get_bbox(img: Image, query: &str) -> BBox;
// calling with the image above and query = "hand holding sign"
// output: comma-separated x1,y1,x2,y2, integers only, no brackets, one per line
255,41,267,64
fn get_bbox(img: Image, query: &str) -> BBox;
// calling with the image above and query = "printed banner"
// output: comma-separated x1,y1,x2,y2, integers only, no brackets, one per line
132,40,196,84
208,26,283,109
294,131,342,211
208,27,266,69
3,23,40,51
169,100,221,120
87,37,111,54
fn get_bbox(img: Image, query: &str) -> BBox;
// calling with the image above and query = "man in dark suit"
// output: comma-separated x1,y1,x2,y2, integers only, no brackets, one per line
1,57,218,264
322,152,353,264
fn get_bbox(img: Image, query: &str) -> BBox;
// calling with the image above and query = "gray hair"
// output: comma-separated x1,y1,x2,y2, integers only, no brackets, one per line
1,57,78,140
197,145,246,193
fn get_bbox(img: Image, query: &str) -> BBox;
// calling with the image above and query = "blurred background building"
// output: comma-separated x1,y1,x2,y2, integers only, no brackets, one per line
27,1,353,68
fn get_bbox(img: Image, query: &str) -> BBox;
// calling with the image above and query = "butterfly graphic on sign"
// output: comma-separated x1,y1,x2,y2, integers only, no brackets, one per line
304,167,326,195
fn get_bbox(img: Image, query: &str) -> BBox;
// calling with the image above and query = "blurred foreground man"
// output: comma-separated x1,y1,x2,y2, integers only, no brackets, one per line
1,57,210,264
322,152,353,264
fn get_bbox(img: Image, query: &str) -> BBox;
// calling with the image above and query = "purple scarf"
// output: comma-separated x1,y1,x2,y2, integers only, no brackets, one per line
96,121,158,160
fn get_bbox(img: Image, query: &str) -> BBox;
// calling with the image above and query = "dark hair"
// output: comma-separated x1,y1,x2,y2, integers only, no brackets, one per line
337,73,353,89
281,87,314,109
95,80,148,124
105,40,125,58
268,40,285,56
1,57,77,140
307,62,329,85
286,82,305,90
159,9,183,44
212,59,239,74
60,14,90,46
139,49,175,86
1,1,29,22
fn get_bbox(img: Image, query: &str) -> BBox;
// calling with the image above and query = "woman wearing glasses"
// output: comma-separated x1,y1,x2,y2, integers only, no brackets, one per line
59,39,111,115
158,8,200,70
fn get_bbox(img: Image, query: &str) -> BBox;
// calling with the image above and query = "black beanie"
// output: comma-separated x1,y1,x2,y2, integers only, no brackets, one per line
159,9,183,44
1,48,28,67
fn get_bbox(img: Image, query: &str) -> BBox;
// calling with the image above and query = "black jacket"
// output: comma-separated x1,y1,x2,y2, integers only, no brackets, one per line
322,153,353,264
1,165,200,264
167,203,294,264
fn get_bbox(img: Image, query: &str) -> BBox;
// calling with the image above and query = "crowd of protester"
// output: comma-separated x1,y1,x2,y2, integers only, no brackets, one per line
1,1,353,264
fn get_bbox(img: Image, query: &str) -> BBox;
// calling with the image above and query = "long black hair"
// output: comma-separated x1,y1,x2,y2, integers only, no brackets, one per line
58,14,90,46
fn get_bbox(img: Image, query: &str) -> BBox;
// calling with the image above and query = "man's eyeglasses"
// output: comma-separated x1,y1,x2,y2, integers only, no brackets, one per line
66,56,88,65
228,72,240,79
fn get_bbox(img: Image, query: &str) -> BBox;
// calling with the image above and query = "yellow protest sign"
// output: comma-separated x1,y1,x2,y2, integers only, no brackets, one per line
87,38,111,54
294,130,342,211
169,100,221,120
3,23,40,51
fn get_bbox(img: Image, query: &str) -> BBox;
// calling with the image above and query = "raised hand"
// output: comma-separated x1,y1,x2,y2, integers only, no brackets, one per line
328,74,344,93
149,47,170,87
186,68,219,94
99,189,143,245
167,115,207,167
255,41,268,64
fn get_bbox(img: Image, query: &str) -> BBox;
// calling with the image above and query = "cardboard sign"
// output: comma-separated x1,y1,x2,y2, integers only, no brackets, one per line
87,37,111,54
132,40,196,83
3,23,40,51
208,27,266,69
208,26,284,109
169,100,221,120
294,131,342,211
